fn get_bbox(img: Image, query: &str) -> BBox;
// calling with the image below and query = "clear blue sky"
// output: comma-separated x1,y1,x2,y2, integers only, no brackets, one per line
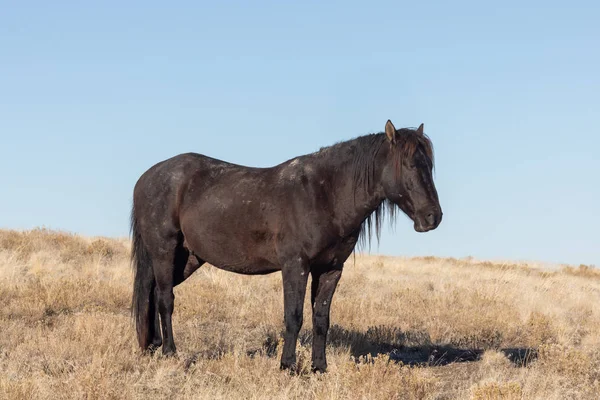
1,1,598,266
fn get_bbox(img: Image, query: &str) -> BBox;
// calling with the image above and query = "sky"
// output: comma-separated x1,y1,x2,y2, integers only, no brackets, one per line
1,1,599,266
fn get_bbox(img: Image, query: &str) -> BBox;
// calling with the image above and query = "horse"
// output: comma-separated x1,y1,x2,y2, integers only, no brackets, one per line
130,119,442,372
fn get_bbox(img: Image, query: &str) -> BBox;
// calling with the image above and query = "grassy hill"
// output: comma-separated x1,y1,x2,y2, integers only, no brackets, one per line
1,229,599,399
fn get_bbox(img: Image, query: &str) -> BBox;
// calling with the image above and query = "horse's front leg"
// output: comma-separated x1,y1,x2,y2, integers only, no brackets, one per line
280,258,310,372
310,264,343,373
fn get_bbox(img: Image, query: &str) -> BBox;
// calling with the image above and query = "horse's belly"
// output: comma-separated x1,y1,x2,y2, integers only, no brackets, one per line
182,224,279,275
211,261,281,275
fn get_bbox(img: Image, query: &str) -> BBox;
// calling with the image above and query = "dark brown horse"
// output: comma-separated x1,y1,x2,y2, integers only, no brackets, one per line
131,119,442,372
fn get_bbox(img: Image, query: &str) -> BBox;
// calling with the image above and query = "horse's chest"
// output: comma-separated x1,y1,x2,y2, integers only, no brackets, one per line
313,234,359,266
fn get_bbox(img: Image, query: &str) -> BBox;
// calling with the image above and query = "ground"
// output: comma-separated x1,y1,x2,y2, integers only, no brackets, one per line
1,229,599,399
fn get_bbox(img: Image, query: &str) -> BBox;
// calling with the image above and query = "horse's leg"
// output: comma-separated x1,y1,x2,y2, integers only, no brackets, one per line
147,236,180,356
310,264,343,373
148,285,162,350
151,249,204,353
150,245,205,354
280,259,310,371
154,266,176,355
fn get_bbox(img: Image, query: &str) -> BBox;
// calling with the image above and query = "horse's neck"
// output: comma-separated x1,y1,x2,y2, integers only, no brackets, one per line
322,137,387,236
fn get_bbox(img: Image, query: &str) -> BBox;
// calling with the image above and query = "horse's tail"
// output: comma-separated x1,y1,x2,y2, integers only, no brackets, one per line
130,204,154,350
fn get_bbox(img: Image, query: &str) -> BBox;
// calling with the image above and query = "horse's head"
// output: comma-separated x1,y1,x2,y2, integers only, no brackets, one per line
380,120,442,232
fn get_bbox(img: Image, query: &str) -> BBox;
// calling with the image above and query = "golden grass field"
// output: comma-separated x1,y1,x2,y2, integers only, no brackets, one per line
1,228,599,399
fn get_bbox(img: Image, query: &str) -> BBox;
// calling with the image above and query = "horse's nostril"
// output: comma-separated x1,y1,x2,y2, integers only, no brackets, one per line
425,212,436,225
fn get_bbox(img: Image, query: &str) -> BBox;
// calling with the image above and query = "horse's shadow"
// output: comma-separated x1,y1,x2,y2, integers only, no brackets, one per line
189,324,537,369
318,325,537,367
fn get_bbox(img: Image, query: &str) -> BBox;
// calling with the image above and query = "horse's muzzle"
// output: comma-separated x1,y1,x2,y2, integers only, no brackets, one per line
414,208,442,232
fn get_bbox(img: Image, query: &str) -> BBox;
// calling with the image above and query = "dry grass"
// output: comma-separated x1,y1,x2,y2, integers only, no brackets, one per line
1,228,599,399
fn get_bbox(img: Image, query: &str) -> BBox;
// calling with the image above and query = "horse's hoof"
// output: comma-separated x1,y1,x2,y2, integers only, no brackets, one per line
311,365,327,374
146,343,162,355
162,347,177,357
280,362,298,375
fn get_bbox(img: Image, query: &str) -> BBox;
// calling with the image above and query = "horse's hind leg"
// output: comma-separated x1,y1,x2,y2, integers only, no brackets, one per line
152,251,177,355
151,239,205,355
148,285,162,350
145,232,184,356
150,252,202,349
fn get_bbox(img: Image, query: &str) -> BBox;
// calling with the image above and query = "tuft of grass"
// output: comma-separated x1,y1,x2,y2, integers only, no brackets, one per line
562,264,600,280
471,381,523,400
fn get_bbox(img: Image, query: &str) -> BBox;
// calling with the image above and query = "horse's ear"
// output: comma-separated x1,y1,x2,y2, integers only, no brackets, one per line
385,120,396,143
416,123,424,135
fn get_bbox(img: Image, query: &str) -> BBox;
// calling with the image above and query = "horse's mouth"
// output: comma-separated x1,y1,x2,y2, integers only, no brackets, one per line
414,222,435,233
